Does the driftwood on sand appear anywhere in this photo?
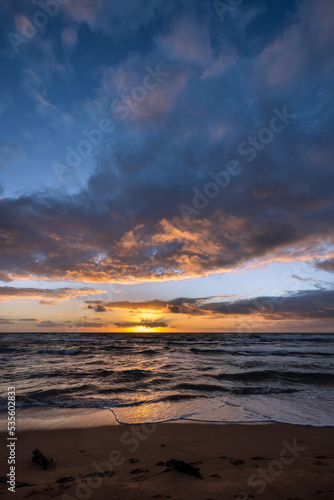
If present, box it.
[164,459,202,478]
[32,449,56,470]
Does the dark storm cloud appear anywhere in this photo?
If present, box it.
[0,0,333,284]
[86,289,334,320]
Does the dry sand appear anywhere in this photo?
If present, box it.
[0,409,333,499]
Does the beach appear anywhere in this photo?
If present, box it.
[1,409,333,499]
[1,333,333,498]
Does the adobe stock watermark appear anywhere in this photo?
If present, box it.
[61,422,157,500]
[212,0,243,22]
[52,65,170,183]
[179,106,294,223]
[7,0,70,54]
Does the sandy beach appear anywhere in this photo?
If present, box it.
[0,409,333,499]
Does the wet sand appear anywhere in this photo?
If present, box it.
[0,409,333,499]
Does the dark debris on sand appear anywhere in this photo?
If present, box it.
[32,449,56,470]
[0,476,36,488]
[230,459,245,465]
[131,468,149,474]
[56,476,75,483]
[165,459,202,478]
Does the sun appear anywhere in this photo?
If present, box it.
[122,325,151,333]
[121,325,168,333]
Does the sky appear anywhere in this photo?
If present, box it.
[0,0,333,333]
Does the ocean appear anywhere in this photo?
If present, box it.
[0,332,333,426]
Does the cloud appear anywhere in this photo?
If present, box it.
[315,258,334,272]
[21,67,54,109]
[36,320,61,328]
[35,320,108,329]
[113,320,169,329]
[86,296,222,315]
[61,0,173,38]
[157,16,212,66]
[201,52,236,80]
[0,0,333,292]
[0,270,11,282]
[0,317,37,325]
[90,53,189,126]
[86,295,235,318]
[87,303,107,312]
[0,186,333,283]
[291,274,312,282]
[202,289,334,320]
[69,321,108,328]
[61,27,78,49]
[86,289,334,321]
[39,300,57,305]
[32,319,108,329]
[0,286,103,301]
[255,22,307,88]
[0,318,14,324]
[254,0,334,91]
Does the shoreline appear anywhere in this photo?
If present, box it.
[1,406,333,432]
[1,412,333,499]
[1,406,334,431]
